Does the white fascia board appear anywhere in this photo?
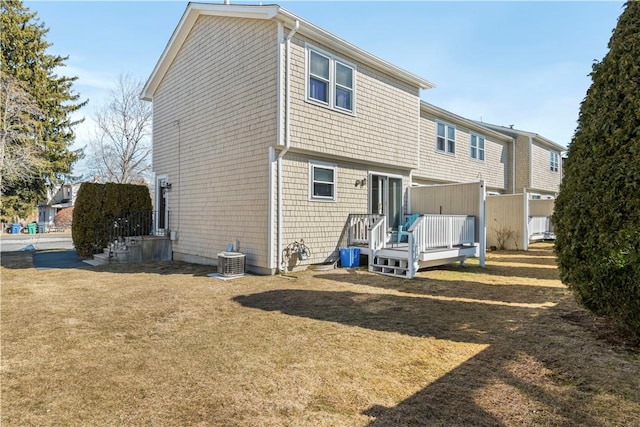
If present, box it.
[141,3,279,101]
[421,101,513,143]
[276,7,434,90]
[533,135,566,152]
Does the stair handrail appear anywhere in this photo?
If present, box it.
[104,210,155,257]
[347,213,383,246]
[368,216,387,272]
[407,215,426,278]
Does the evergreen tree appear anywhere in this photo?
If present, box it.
[0,0,86,221]
[554,1,640,336]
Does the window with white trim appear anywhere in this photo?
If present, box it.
[436,121,455,154]
[470,134,485,161]
[307,46,355,113]
[550,151,559,172]
[309,162,337,201]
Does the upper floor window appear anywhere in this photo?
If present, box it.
[307,46,355,113]
[437,122,455,154]
[309,161,337,201]
[470,134,485,161]
[550,151,559,172]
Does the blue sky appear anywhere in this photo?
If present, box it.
[27,0,623,174]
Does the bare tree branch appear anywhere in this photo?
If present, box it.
[0,72,47,193]
[86,74,152,184]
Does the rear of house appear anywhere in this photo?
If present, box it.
[143,3,564,274]
[278,20,433,271]
[142,3,434,274]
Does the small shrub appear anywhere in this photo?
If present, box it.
[492,220,515,250]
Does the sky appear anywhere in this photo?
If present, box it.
[26,0,624,176]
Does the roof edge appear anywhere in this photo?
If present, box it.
[142,3,280,101]
[142,3,434,101]
[275,7,434,90]
[478,122,566,151]
[420,101,514,143]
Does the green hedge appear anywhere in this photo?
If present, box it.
[72,183,152,258]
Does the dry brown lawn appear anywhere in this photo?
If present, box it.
[1,243,639,426]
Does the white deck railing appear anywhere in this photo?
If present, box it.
[368,216,387,272]
[406,216,424,277]
[348,214,385,246]
[414,214,475,249]
[347,214,475,250]
[528,216,552,237]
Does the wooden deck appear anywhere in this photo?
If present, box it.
[346,213,481,277]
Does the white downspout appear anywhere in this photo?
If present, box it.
[528,136,533,190]
[276,19,299,273]
[479,180,486,268]
[512,137,516,193]
[523,188,529,251]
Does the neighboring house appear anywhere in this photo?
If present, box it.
[478,123,565,199]
[416,102,515,194]
[411,103,565,250]
[477,124,565,250]
[37,183,79,231]
[416,102,565,198]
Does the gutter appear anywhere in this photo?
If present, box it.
[276,19,299,273]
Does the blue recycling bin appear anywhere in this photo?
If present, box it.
[340,248,361,268]
[10,223,21,234]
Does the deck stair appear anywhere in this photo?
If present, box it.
[371,248,412,278]
[92,235,172,265]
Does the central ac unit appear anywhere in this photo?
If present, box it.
[217,252,245,277]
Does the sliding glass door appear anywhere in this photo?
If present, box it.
[370,174,403,231]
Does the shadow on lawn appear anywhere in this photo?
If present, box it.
[234,288,618,425]
[0,251,214,277]
[312,271,565,306]
[429,262,561,281]
[235,247,639,426]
